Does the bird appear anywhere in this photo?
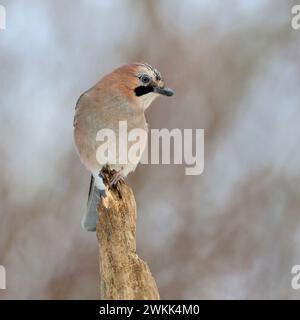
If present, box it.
[73,63,174,231]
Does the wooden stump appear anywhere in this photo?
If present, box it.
[96,166,160,300]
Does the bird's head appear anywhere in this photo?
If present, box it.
[105,63,174,110]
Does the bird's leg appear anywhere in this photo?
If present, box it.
[109,168,125,187]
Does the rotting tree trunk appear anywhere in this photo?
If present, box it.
[96,166,160,300]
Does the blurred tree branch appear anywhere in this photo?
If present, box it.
[96,166,160,300]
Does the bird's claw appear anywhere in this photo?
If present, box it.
[109,170,124,187]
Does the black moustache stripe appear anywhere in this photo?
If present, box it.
[134,86,154,96]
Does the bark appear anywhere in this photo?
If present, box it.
[96,166,160,300]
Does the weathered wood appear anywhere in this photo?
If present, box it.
[96,167,160,300]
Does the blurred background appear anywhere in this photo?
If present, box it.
[0,0,300,299]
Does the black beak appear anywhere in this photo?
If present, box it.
[153,86,174,96]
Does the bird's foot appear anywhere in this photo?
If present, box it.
[109,169,125,187]
[99,166,125,199]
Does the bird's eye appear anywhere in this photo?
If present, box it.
[140,74,151,84]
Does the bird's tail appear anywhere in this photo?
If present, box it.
[81,175,105,232]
